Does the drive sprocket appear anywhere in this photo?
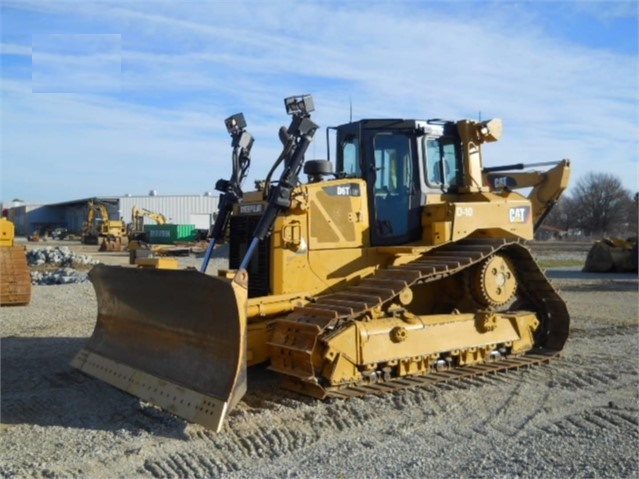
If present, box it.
[470,254,517,308]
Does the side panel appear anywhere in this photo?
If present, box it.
[269,179,382,296]
[422,193,534,245]
[307,180,368,251]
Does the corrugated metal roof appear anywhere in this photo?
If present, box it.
[47,196,120,207]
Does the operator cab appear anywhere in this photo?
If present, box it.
[329,119,463,246]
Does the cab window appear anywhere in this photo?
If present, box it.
[425,137,462,187]
[341,139,360,177]
[374,134,412,194]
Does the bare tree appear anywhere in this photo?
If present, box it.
[627,192,638,238]
[544,196,576,231]
[567,172,633,237]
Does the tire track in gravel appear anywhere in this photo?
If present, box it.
[141,378,497,478]
[472,380,551,438]
[140,358,624,479]
[142,414,323,477]
[32,347,639,479]
[457,364,576,440]
[451,405,639,479]
[570,324,637,339]
[143,450,240,478]
[550,367,624,390]
[539,406,639,439]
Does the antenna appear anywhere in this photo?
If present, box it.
[478,110,482,121]
[349,96,352,123]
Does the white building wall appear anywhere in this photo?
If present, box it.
[117,195,220,228]
[6,195,220,236]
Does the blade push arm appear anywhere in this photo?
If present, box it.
[239,95,319,270]
[200,113,254,272]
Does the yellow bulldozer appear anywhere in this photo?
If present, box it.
[72,95,572,431]
[0,213,32,306]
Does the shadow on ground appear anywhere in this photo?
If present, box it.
[1,336,189,438]
[1,335,291,438]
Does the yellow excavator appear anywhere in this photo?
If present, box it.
[73,95,571,431]
[81,200,127,251]
[126,206,174,267]
[127,206,168,247]
[129,206,168,237]
[0,213,31,306]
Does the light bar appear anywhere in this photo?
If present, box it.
[225,113,247,134]
[284,95,314,116]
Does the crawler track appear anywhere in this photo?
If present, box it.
[270,238,570,397]
[317,351,559,398]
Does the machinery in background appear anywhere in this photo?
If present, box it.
[128,206,168,242]
[127,206,168,252]
[81,200,126,251]
[73,95,572,432]
[126,206,191,268]
[0,213,31,306]
[583,237,638,273]
[81,200,107,244]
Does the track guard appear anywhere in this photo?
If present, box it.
[72,264,249,432]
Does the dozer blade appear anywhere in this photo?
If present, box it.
[71,264,248,432]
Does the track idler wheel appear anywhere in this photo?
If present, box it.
[470,254,517,308]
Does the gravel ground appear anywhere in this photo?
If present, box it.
[1,241,637,478]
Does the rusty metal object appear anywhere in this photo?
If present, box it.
[0,245,31,306]
[583,237,638,273]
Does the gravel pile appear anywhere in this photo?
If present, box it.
[26,247,100,285]
[29,267,92,285]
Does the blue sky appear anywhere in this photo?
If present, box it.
[1,0,637,204]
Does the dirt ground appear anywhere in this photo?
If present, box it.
[1,241,637,478]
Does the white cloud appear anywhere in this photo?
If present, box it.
[31,34,121,92]
[1,0,637,203]
[1,43,32,55]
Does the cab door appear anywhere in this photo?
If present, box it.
[363,129,421,246]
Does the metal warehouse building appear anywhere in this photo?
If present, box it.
[5,194,220,237]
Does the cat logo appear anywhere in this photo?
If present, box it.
[489,175,516,190]
[509,206,530,224]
